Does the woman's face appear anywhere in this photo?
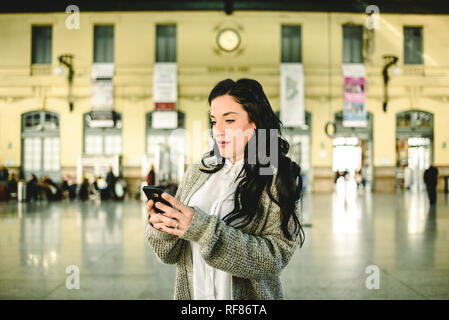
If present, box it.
[210,94,256,163]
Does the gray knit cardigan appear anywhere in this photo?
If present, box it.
[144,159,301,300]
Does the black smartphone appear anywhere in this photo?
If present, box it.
[142,186,173,214]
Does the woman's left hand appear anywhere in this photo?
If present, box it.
[149,192,195,237]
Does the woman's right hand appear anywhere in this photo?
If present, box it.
[146,199,167,231]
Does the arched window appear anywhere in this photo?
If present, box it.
[334,111,373,139]
[83,111,122,155]
[396,110,433,136]
[21,111,60,181]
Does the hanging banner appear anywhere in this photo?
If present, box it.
[342,64,367,127]
[280,63,305,127]
[151,110,178,129]
[91,63,114,111]
[153,62,177,108]
[91,80,113,111]
[91,63,114,80]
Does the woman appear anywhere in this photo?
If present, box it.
[145,78,304,300]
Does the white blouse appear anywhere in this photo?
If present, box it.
[187,156,245,300]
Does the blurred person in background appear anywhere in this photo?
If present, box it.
[26,173,39,202]
[40,176,62,201]
[62,175,78,200]
[79,176,90,201]
[355,169,366,190]
[403,163,413,190]
[94,176,109,200]
[0,165,10,201]
[424,163,439,205]
[106,166,116,200]
[8,173,18,199]
[0,165,8,183]
[334,170,341,184]
[115,174,127,200]
[147,165,155,186]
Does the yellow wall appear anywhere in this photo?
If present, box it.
[0,11,448,181]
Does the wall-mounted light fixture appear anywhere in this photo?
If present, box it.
[224,0,233,14]
[55,54,75,112]
[382,55,400,113]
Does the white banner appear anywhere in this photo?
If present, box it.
[91,63,114,111]
[280,63,305,127]
[91,63,114,80]
[151,110,178,129]
[342,63,366,78]
[153,62,178,103]
[91,80,113,111]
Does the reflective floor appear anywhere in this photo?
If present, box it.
[0,186,448,300]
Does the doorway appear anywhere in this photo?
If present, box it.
[21,111,61,182]
[332,111,373,191]
[396,110,433,192]
[332,137,362,175]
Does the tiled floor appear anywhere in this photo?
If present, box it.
[0,187,448,300]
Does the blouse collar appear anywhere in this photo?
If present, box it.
[223,158,245,182]
[224,157,244,168]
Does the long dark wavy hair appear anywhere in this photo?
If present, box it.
[200,78,305,246]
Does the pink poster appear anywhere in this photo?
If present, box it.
[343,76,367,127]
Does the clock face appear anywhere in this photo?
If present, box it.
[216,28,241,52]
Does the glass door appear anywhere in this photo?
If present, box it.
[22,111,60,181]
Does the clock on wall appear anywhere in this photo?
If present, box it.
[216,28,241,52]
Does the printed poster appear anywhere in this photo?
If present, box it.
[280,63,305,127]
[342,64,367,127]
